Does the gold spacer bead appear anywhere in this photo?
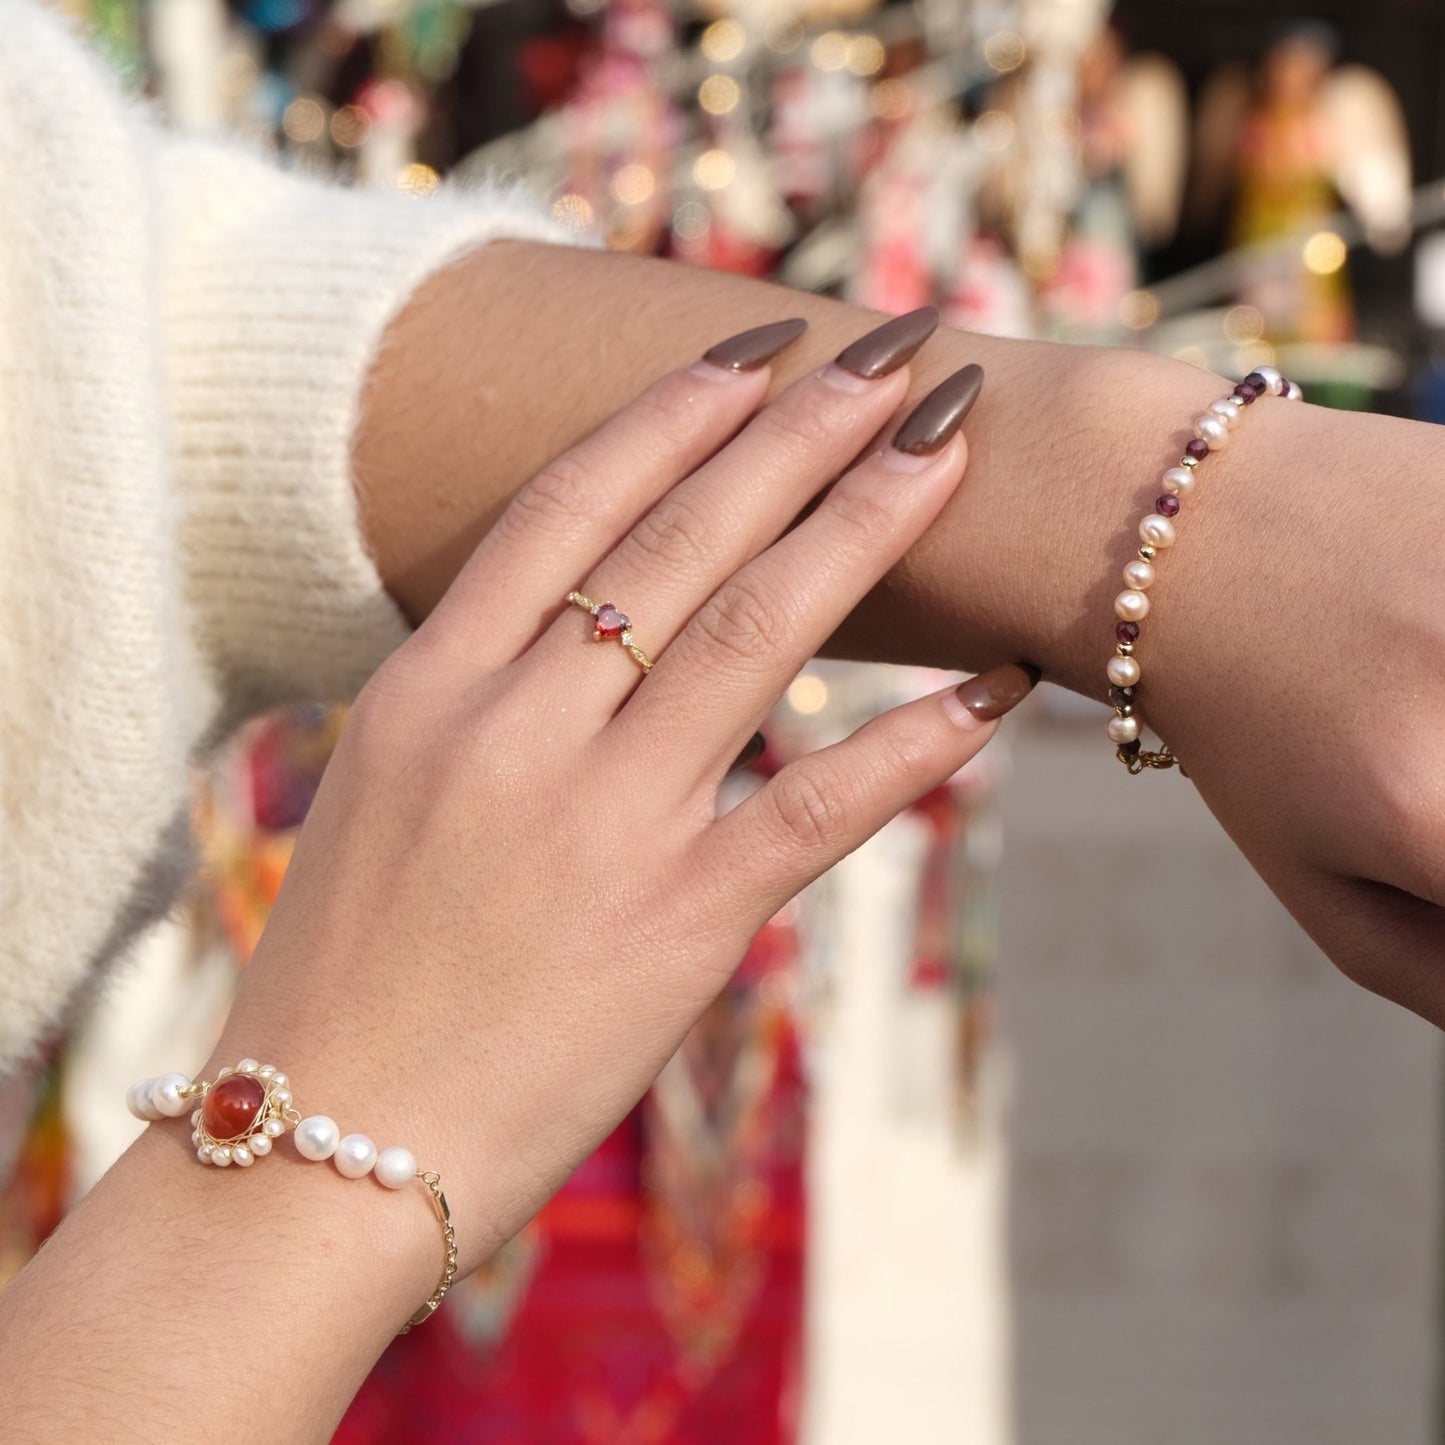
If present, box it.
[1139,545,1157,561]
[1116,704,1133,717]
[1117,642,1134,656]
[1180,455,1199,468]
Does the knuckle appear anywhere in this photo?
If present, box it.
[342,670,407,760]
[693,578,788,665]
[767,766,853,852]
[628,379,696,440]
[865,724,934,790]
[504,452,595,539]
[824,478,898,543]
[756,398,839,456]
[623,491,714,570]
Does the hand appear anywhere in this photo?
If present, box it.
[1106,370,1445,1024]
[210,319,1030,1298]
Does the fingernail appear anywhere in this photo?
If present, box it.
[727,731,767,774]
[891,364,985,456]
[832,307,939,380]
[944,663,1040,727]
[699,318,809,375]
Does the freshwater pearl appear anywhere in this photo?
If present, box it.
[272,1088,292,1108]
[1123,560,1156,591]
[1285,381,1303,402]
[236,1058,258,1074]
[374,1146,418,1190]
[151,1073,190,1118]
[232,1145,254,1167]
[1107,714,1142,744]
[1194,415,1229,450]
[126,1081,157,1120]
[262,1118,285,1138]
[197,1145,213,1162]
[1209,398,1241,428]
[257,1065,276,1079]
[271,1074,289,1089]
[249,1132,273,1157]
[1107,655,1141,688]
[1161,466,1195,496]
[217,1065,233,1077]
[1115,590,1150,622]
[294,1115,340,1161]
[1139,515,1176,549]
[211,1147,232,1167]
[334,1134,378,1180]
[1252,364,1284,396]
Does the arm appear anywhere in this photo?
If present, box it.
[356,241,1445,1019]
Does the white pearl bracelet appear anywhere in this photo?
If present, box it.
[1108,365,1303,773]
[127,1058,457,1330]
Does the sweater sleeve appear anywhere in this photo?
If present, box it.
[156,143,573,721]
[0,0,581,1070]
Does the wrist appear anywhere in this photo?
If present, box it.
[826,333,1226,697]
[0,1116,436,1443]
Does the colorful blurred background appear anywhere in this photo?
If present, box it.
[2,2,1442,1442]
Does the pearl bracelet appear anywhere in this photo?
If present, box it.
[127,1058,457,1331]
[1108,365,1303,774]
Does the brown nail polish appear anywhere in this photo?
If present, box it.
[954,663,1039,722]
[702,318,808,371]
[834,307,939,379]
[728,731,767,773]
[892,364,985,455]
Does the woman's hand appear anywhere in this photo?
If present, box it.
[2,315,1031,1445]
[211,317,1023,1288]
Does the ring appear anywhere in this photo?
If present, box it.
[568,591,653,673]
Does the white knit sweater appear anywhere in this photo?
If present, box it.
[0,1,566,1071]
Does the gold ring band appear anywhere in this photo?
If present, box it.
[568,592,653,673]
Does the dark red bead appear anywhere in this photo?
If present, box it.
[1185,438,1210,461]
[1120,738,1142,758]
[1115,621,1140,644]
[1232,382,1260,404]
[1275,376,1290,395]
[1242,371,1269,393]
[1108,685,1135,708]
[1155,494,1180,517]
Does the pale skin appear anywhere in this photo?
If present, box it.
[2,241,1443,1441]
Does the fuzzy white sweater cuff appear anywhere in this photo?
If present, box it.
[160,145,569,720]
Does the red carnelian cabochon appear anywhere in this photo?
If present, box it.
[202,1075,266,1140]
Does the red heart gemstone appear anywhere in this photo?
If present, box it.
[594,605,629,639]
[202,1074,266,1140]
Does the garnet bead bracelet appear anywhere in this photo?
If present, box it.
[127,1059,457,1331]
[1108,366,1303,774]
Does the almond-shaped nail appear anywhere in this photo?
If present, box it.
[702,317,808,371]
[834,306,939,379]
[892,364,985,455]
[950,663,1040,724]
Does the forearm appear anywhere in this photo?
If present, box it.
[354,240,1221,694]
[0,1109,436,1444]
